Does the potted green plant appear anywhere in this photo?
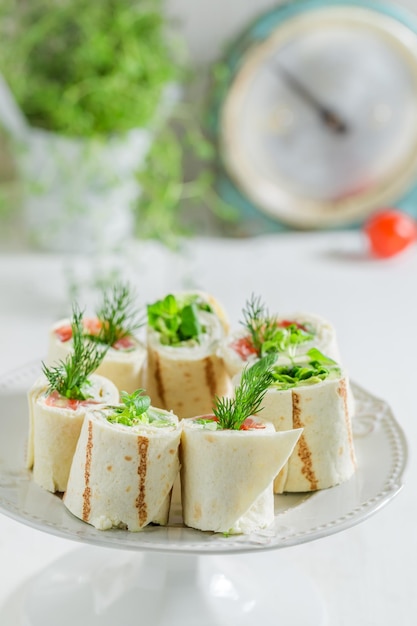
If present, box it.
[0,0,180,252]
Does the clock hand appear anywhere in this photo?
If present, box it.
[277,65,348,134]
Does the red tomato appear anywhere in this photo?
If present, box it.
[278,319,307,331]
[54,316,102,342]
[44,390,100,410]
[240,417,266,430]
[230,336,258,360]
[113,335,136,351]
[364,209,417,258]
[83,317,102,336]
[54,324,72,342]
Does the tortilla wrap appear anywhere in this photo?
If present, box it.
[63,408,181,531]
[221,312,341,378]
[27,374,119,493]
[47,318,146,393]
[146,301,232,419]
[180,419,302,534]
[258,372,356,493]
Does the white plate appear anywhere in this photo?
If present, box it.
[0,362,407,554]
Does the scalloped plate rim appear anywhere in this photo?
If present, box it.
[0,361,408,555]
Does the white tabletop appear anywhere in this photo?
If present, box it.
[0,231,415,624]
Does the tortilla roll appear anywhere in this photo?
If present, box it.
[63,407,181,531]
[47,317,146,393]
[146,293,232,418]
[258,370,356,493]
[284,312,341,361]
[27,374,119,493]
[180,418,302,534]
[221,312,341,379]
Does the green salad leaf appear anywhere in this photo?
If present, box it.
[241,294,314,357]
[270,349,341,390]
[107,389,173,427]
[193,417,219,430]
[147,293,212,345]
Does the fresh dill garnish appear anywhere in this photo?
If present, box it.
[106,389,173,427]
[88,282,144,347]
[147,293,212,346]
[241,294,314,357]
[213,354,276,430]
[42,306,108,400]
[241,294,278,357]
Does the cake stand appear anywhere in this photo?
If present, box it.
[0,363,407,625]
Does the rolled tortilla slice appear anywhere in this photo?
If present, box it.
[47,317,146,393]
[27,374,119,493]
[93,347,146,394]
[146,297,232,419]
[283,312,341,362]
[180,418,302,534]
[200,291,230,335]
[63,407,181,531]
[259,370,356,493]
[220,312,341,378]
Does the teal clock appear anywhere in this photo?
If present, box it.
[213,0,417,233]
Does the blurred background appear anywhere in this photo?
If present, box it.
[1,0,417,254]
[165,0,417,62]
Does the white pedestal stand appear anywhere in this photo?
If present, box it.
[0,368,407,626]
[21,547,325,626]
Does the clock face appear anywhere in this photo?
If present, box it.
[220,5,417,227]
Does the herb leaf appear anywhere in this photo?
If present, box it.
[147,293,212,345]
[213,354,276,430]
[241,294,277,356]
[179,303,202,340]
[0,1,178,136]
[306,348,337,365]
[241,294,314,357]
[107,389,151,425]
[107,389,173,427]
[43,305,108,400]
[194,417,219,430]
[270,349,341,390]
[87,282,144,347]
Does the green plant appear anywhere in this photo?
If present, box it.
[0,1,238,246]
[0,130,18,218]
[212,354,276,430]
[0,0,177,136]
[135,91,238,244]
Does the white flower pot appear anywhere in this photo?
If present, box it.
[0,74,177,253]
[18,127,152,253]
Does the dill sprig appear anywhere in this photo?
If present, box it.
[240,294,314,357]
[89,282,145,347]
[213,354,276,430]
[42,306,108,400]
[240,294,279,356]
